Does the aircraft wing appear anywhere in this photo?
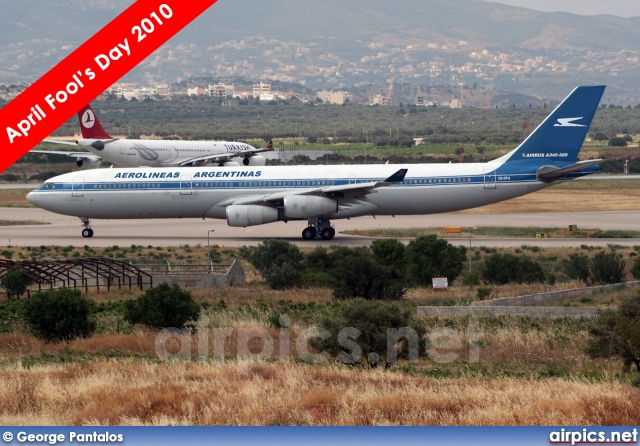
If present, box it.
[43,139,78,146]
[30,150,102,163]
[178,147,274,167]
[216,169,408,206]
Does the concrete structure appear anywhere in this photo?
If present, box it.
[472,280,640,307]
[147,259,245,288]
[417,306,599,319]
[253,82,271,97]
[209,82,234,100]
[449,98,462,109]
[187,87,206,96]
[370,94,391,106]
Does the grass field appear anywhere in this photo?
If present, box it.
[0,360,638,425]
[343,226,640,239]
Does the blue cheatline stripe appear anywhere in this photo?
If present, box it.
[36,174,551,193]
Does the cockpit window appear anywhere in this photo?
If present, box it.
[42,183,56,189]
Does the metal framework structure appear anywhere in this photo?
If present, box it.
[0,258,153,296]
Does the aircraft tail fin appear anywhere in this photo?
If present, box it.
[77,105,112,139]
[498,86,605,166]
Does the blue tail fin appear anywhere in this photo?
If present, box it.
[500,86,605,165]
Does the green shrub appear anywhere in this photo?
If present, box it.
[476,287,492,301]
[608,137,628,147]
[631,257,640,280]
[481,253,544,284]
[404,235,466,286]
[24,289,96,342]
[591,251,626,285]
[330,248,404,300]
[0,265,32,299]
[311,299,426,367]
[586,292,640,373]
[125,283,200,329]
[563,253,592,285]
[371,239,406,267]
[462,271,481,287]
[245,239,304,289]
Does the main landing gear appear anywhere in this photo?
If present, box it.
[80,217,94,238]
[302,219,336,241]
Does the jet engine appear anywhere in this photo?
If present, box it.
[77,158,102,169]
[219,161,240,167]
[242,155,267,166]
[226,205,279,227]
[284,195,337,219]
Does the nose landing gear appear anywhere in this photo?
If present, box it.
[80,217,94,238]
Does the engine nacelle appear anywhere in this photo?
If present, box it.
[219,161,240,167]
[284,195,338,219]
[77,158,102,169]
[226,205,279,227]
[242,155,267,166]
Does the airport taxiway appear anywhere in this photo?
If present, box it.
[1,207,638,248]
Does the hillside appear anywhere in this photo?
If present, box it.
[3,1,640,101]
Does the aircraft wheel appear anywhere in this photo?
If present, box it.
[82,228,94,238]
[320,227,335,240]
[302,227,317,240]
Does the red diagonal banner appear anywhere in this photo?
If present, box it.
[0,0,218,174]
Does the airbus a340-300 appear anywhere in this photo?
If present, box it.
[27,86,605,240]
[30,104,272,168]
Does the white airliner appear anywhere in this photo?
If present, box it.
[30,104,273,168]
[27,86,605,240]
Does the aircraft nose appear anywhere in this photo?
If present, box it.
[26,190,40,207]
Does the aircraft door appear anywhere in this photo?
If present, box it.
[165,146,178,163]
[483,169,496,189]
[180,175,193,195]
[72,176,85,197]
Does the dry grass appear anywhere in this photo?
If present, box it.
[0,189,34,208]
[0,360,637,425]
[456,179,640,214]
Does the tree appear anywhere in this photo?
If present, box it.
[481,253,545,285]
[632,257,640,280]
[24,288,96,342]
[404,235,466,286]
[246,239,304,289]
[563,253,592,285]
[591,251,626,285]
[608,137,628,147]
[125,283,200,329]
[330,248,404,300]
[311,299,426,368]
[0,265,32,299]
[586,292,640,373]
[371,239,406,268]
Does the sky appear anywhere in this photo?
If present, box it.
[488,0,640,17]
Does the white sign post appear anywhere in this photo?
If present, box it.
[432,277,448,289]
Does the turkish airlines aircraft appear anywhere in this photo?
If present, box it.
[27,86,605,240]
[30,104,273,168]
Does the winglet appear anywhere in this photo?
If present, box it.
[384,169,408,183]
